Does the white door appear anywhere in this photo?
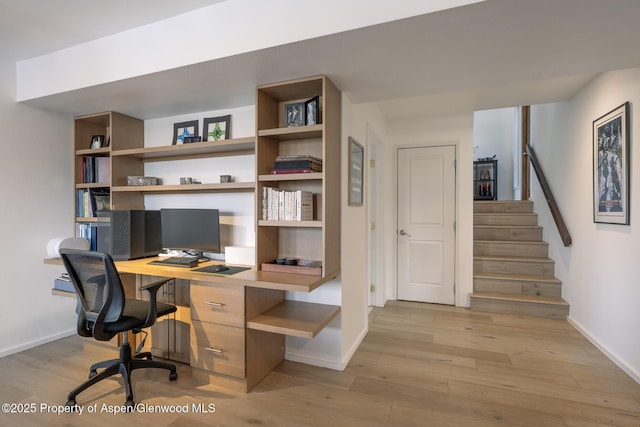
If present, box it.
[397,145,455,304]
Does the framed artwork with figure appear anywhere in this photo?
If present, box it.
[593,102,630,225]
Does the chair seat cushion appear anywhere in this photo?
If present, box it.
[104,299,177,333]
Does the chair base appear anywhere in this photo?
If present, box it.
[66,337,177,408]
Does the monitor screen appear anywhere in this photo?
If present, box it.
[160,208,221,254]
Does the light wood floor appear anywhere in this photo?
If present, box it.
[2,301,639,426]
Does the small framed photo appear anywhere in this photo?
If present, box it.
[593,102,630,224]
[172,120,199,145]
[203,115,231,141]
[305,96,320,125]
[284,102,305,127]
[89,135,105,149]
[348,137,364,206]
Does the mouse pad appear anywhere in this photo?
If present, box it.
[192,265,250,275]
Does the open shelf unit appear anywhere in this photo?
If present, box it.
[255,75,341,278]
[73,112,145,246]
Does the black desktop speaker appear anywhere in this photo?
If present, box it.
[96,210,162,260]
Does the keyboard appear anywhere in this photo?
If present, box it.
[149,257,199,268]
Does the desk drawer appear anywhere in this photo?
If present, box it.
[190,320,245,378]
[190,281,244,327]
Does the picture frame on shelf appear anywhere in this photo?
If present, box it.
[89,135,105,149]
[305,96,320,125]
[172,120,199,145]
[284,102,305,127]
[593,101,630,225]
[348,137,364,206]
[203,115,231,141]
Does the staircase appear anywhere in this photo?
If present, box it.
[470,200,569,319]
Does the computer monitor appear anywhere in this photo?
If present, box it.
[160,208,221,256]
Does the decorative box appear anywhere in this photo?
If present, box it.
[127,176,158,186]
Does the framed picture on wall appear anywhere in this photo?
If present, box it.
[348,137,364,206]
[203,115,231,141]
[172,120,199,145]
[593,101,630,224]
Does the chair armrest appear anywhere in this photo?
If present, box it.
[138,278,174,328]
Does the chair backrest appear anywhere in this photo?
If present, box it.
[59,249,125,340]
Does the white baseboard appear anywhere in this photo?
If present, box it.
[285,325,369,372]
[285,352,346,371]
[0,328,76,359]
[568,316,640,384]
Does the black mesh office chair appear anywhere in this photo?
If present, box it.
[60,249,178,408]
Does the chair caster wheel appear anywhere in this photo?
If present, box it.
[169,371,178,381]
[65,400,77,408]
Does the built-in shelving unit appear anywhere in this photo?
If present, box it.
[73,112,144,243]
[255,75,341,278]
[58,76,343,393]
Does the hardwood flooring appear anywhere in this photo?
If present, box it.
[1,301,639,426]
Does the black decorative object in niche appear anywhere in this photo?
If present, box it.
[474,159,498,200]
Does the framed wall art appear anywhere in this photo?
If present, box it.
[348,137,364,206]
[172,120,199,145]
[203,115,231,141]
[593,101,630,224]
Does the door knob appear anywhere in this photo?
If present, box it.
[399,229,411,237]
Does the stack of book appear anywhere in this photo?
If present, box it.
[76,187,110,218]
[81,156,110,183]
[262,187,313,221]
[271,155,322,174]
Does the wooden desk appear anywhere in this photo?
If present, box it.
[49,257,340,392]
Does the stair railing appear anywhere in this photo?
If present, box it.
[526,143,572,247]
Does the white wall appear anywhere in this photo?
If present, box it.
[530,68,640,381]
[143,105,256,251]
[473,107,516,200]
[386,112,475,307]
[0,56,77,357]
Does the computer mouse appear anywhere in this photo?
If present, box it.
[214,265,229,272]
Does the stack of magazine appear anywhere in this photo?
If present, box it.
[271,155,322,174]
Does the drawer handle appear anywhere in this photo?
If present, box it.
[203,301,224,307]
[205,347,224,354]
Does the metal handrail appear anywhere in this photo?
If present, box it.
[526,144,572,247]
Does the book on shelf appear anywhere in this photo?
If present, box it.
[81,156,110,184]
[76,222,98,250]
[271,169,319,175]
[262,187,313,221]
[76,187,110,217]
[272,154,322,174]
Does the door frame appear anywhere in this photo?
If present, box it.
[392,140,470,307]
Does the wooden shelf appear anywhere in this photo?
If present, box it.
[258,172,323,182]
[258,125,323,140]
[75,182,110,189]
[258,220,323,228]
[76,147,110,156]
[246,300,340,339]
[112,137,254,161]
[112,182,255,193]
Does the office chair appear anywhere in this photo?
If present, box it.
[60,249,178,408]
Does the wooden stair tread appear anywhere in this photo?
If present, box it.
[474,240,547,245]
[474,255,554,263]
[473,272,561,284]
[474,225,542,229]
[470,292,569,306]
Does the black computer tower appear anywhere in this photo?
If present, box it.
[96,210,162,260]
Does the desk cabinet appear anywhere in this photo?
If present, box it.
[190,281,247,381]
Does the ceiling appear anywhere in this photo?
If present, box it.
[5,0,640,120]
